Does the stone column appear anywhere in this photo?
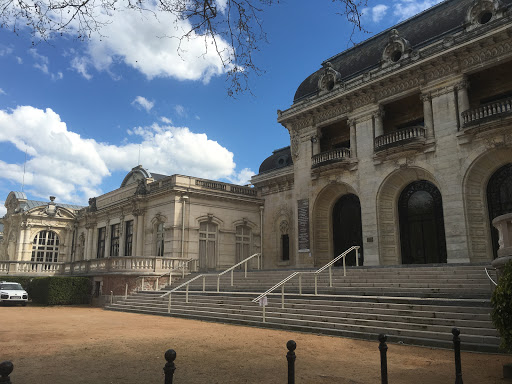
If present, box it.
[65,228,73,262]
[132,215,138,257]
[104,219,111,257]
[348,119,357,158]
[135,211,145,257]
[421,93,434,139]
[310,133,321,157]
[373,107,385,138]
[119,217,125,257]
[86,227,94,260]
[15,223,27,261]
[456,78,470,128]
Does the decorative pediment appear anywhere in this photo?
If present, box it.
[466,0,505,30]
[382,29,411,67]
[318,62,343,93]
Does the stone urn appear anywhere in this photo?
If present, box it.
[492,212,512,272]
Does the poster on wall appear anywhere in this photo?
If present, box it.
[298,199,310,252]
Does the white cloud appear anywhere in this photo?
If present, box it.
[160,116,173,124]
[371,5,389,23]
[0,46,13,56]
[132,96,155,113]
[0,106,250,204]
[0,89,5,95]
[16,56,23,64]
[78,6,233,83]
[0,201,6,218]
[29,49,63,81]
[174,105,186,117]
[227,168,255,185]
[71,56,93,80]
[393,0,444,20]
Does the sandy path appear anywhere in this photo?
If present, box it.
[0,306,509,383]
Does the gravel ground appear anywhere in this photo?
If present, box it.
[1,306,510,383]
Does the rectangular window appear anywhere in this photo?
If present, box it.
[110,223,120,257]
[125,221,133,256]
[97,227,106,259]
[281,234,290,261]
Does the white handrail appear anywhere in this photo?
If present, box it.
[251,246,361,321]
[160,253,262,312]
[217,253,261,292]
[485,267,498,287]
[136,258,196,291]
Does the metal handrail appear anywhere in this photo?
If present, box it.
[485,267,498,287]
[217,253,262,292]
[160,253,262,312]
[135,258,196,293]
[251,246,361,322]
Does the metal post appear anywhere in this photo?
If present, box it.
[167,294,171,313]
[0,361,14,384]
[452,328,463,384]
[299,274,302,295]
[203,276,205,292]
[245,262,247,278]
[110,291,113,304]
[163,349,176,384]
[169,270,172,287]
[182,264,185,278]
[356,247,359,267]
[343,257,346,277]
[286,340,296,384]
[217,276,220,293]
[329,265,332,287]
[186,284,189,303]
[125,283,128,299]
[315,274,318,295]
[231,270,234,286]
[156,277,159,291]
[141,277,145,291]
[262,304,266,323]
[281,284,285,309]
[378,334,388,384]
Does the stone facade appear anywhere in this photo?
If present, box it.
[253,0,512,268]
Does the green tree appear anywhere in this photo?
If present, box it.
[491,261,512,352]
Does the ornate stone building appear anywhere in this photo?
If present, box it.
[253,0,512,269]
[1,0,512,288]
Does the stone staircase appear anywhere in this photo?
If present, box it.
[105,263,500,352]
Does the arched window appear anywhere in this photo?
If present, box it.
[235,225,251,265]
[156,223,165,257]
[487,163,512,258]
[31,231,60,263]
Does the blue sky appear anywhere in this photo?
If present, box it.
[0,0,443,215]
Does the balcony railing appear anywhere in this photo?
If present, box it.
[0,256,197,276]
[312,147,351,167]
[375,126,425,151]
[461,97,512,128]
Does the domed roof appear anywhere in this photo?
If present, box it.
[258,147,293,174]
[293,0,511,102]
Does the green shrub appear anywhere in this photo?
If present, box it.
[29,277,92,305]
[491,261,512,353]
[0,276,32,290]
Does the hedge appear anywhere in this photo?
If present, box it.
[491,261,512,353]
[1,276,92,305]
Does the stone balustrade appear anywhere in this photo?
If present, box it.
[312,147,351,167]
[374,126,426,151]
[0,256,196,277]
[461,96,512,128]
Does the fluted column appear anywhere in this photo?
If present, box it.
[348,119,357,158]
[104,219,111,257]
[86,227,94,260]
[65,227,73,262]
[456,78,470,128]
[421,93,434,139]
[310,133,320,157]
[135,211,145,257]
[119,217,125,257]
[373,107,385,138]
[132,215,138,256]
[15,223,27,261]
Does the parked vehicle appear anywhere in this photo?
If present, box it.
[0,282,28,306]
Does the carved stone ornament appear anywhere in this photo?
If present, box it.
[466,0,503,30]
[88,197,97,212]
[279,220,289,234]
[135,179,148,196]
[291,130,300,160]
[318,62,343,92]
[382,29,411,66]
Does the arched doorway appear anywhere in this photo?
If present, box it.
[487,163,512,259]
[398,180,447,264]
[332,194,363,266]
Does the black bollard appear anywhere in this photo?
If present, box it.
[0,361,14,384]
[286,340,296,384]
[163,349,177,384]
[451,328,463,384]
[378,334,388,384]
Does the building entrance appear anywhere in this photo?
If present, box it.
[332,194,363,266]
[487,163,512,259]
[398,180,447,264]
